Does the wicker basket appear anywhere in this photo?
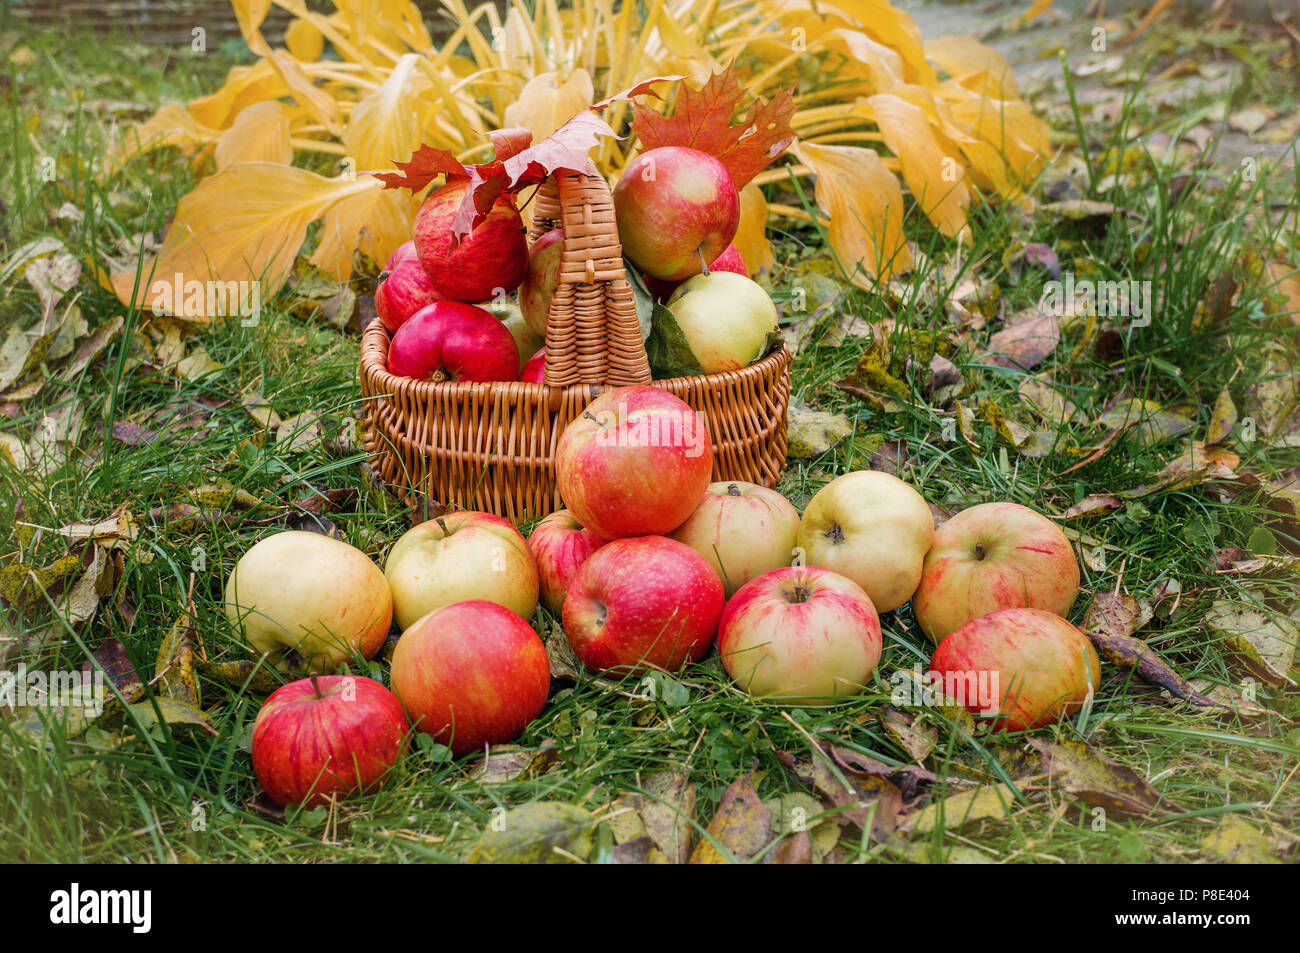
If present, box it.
[360,167,791,524]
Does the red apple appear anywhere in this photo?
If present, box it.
[563,536,725,673]
[519,227,563,336]
[718,566,881,703]
[669,481,801,597]
[414,179,527,302]
[384,239,418,271]
[390,599,550,755]
[527,509,607,615]
[929,608,1102,732]
[913,502,1081,644]
[252,674,408,807]
[387,301,519,382]
[376,259,444,334]
[614,146,740,282]
[642,243,748,302]
[384,511,538,631]
[521,347,546,383]
[555,385,712,540]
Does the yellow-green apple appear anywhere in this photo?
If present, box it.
[642,243,747,301]
[387,301,519,382]
[519,227,563,336]
[384,239,418,271]
[384,512,539,630]
[669,481,801,597]
[913,502,1081,644]
[414,179,527,302]
[797,471,934,613]
[484,300,543,374]
[614,146,740,282]
[390,600,550,755]
[555,385,712,539]
[521,347,546,383]
[376,259,444,334]
[662,272,778,373]
[929,608,1101,731]
[224,531,392,672]
[717,566,881,703]
[562,536,724,673]
[527,509,607,615]
[251,674,408,807]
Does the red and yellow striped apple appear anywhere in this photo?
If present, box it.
[390,600,550,755]
[556,385,712,540]
[614,146,740,282]
[387,301,519,383]
[252,674,408,807]
[913,502,1081,644]
[527,509,607,615]
[929,608,1101,732]
[718,566,882,703]
[670,481,801,597]
[562,536,724,673]
[414,179,527,302]
[519,227,563,336]
[376,259,444,334]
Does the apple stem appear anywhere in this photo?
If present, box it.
[791,585,810,604]
[436,517,449,535]
[974,542,986,561]
[378,270,391,282]
[582,410,598,422]
[430,367,452,384]
[697,245,710,276]
[727,483,741,497]
[310,673,323,700]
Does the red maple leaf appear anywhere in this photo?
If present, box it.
[377,77,681,238]
[630,66,795,190]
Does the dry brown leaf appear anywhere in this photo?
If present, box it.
[1029,738,1170,816]
[689,774,772,864]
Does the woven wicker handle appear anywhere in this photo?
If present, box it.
[527,167,652,388]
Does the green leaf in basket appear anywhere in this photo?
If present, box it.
[645,301,706,379]
[623,259,654,343]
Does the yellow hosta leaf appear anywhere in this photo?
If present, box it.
[734,183,774,276]
[941,86,1049,183]
[822,0,935,85]
[267,52,344,137]
[110,104,220,168]
[824,26,906,92]
[792,140,913,284]
[925,34,1019,100]
[865,92,969,238]
[504,69,595,142]
[111,163,369,320]
[232,0,274,56]
[215,102,292,170]
[285,18,326,62]
[310,181,417,280]
[344,54,441,172]
[188,60,289,130]
[880,84,1011,197]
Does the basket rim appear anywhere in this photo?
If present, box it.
[360,319,790,401]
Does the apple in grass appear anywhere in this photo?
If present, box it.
[387,301,519,382]
[527,509,607,615]
[614,146,740,282]
[658,271,778,374]
[252,674,408,807]
[797,471,935,613]
[519,227,563,336]
[556,385,712,540]
[384,511,539,630]
[376,259,444,334]
[224,531,392,673]
[669,481,801,598]
[384,239,418,271]
[718,566,881,704]
[520,347,546,383]
[414,178,528,302]
[390,600,550,756]
[913,502,1081,644]
[562,536,724,674]
[642,243,747,302]
[929,608,1101,732]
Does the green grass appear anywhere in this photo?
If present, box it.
[0,25,1298,863]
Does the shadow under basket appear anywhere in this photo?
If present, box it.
[359,168,792,525]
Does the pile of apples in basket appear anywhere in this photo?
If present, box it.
[226,74,1101,809]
